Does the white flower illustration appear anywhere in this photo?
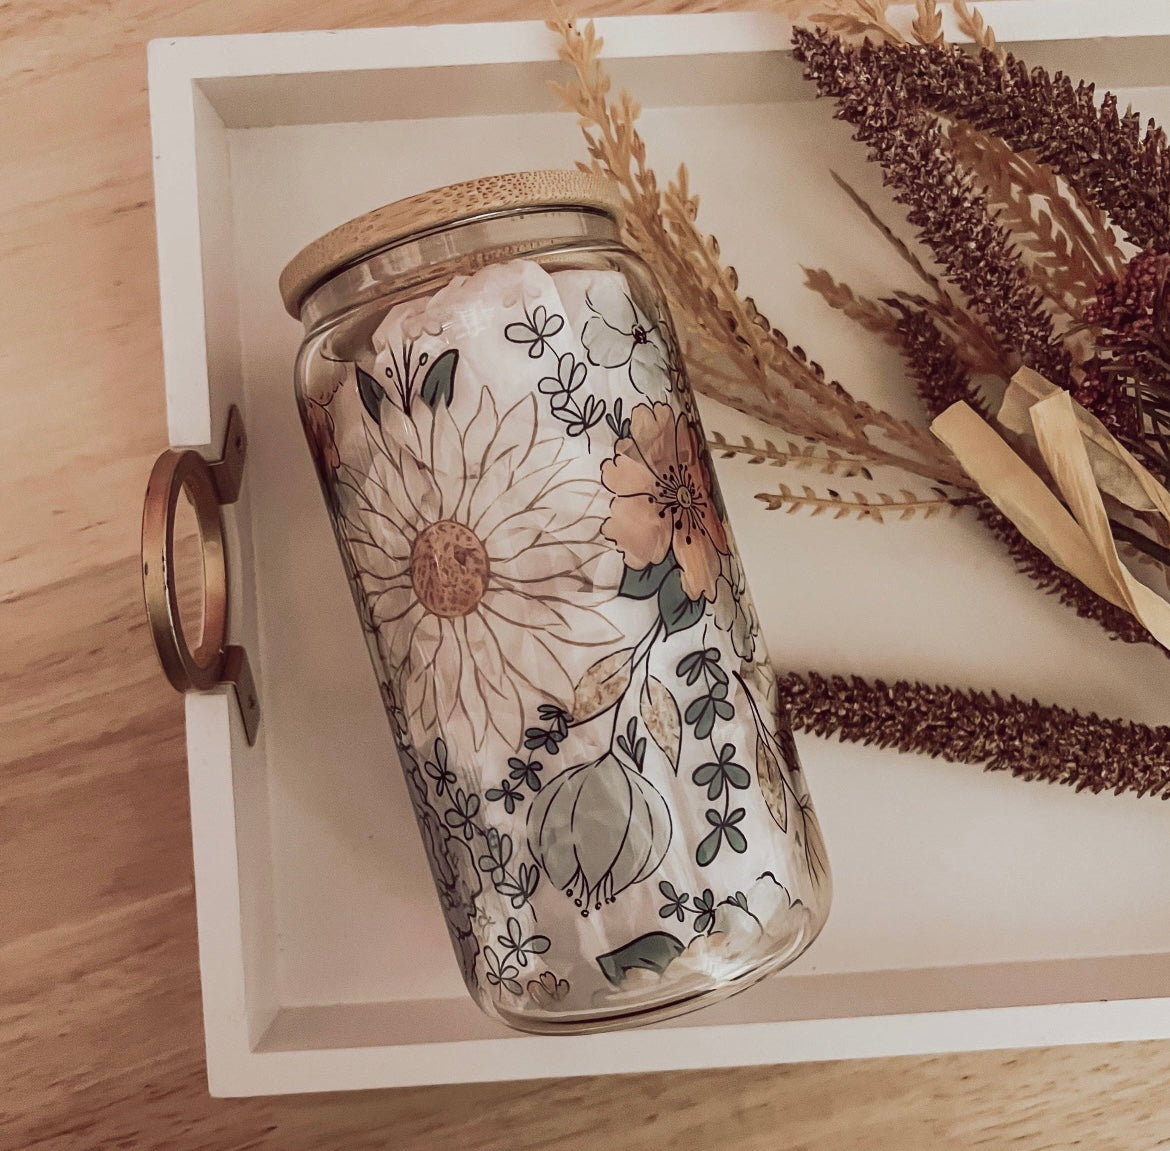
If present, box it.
[581,279,671,395]
[343,390,621,753]
[713,551,761,663]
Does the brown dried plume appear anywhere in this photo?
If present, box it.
[791,26,1071,387]
[781,672,1170,798]
[833,36,1170,253]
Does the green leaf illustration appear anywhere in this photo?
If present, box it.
[684,695,718,740]
[420,348,458,408]
[356,366,386,423]
[658,567,706,636]
[596,931,686,987]
[619,554,677,599]
[696,825,722,867]
[724,809,748,854]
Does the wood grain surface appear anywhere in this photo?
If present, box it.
[3,1,1170,1147]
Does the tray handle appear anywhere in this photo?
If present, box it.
[141,406,260,745]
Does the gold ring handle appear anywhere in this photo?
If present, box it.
[141,406,259,744]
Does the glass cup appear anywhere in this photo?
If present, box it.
[281,171,831,1034]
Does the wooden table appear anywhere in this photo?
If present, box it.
[4,1,1170,1146]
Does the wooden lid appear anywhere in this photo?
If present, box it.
[279,169,624,318]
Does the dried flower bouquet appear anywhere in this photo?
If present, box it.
[549,1,1170,795]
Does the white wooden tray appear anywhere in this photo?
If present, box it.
[148,4,1170,1097]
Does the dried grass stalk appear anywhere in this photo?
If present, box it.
[808,0,899,41]
[910,0,943,46]
[828,172,1011,377]
[802,266,904,345]
[756,483,963,520]
[781,672,1170,798]
[709,430,874,478]
[950,0,1001,59]
[778,0,997,53]
[792,7,1125,328]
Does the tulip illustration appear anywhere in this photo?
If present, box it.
[527,752,672,915]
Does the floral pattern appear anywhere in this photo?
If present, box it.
[714,551,760,664]
[582,279,671,394]
[342,386,619,753]
[402,750,483,989]
[601,402,730,602]
[527,751,672,915]
[299,259,829,1030]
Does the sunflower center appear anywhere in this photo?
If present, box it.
[410,520,490,618]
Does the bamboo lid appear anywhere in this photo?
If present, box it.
[279,169,624,318]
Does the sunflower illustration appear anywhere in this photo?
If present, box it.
[341,389,621,754]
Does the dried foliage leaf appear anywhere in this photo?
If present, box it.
[911,0,943,46]
[802,266,903,345]
[896,307,991,420]
[948,122,1128,320]
[950,0,1002,59]
[811,12,888,39]
[830,173,940,293]
[850,35,1170,253]
[794,28,1072,387]
[573,648,633,722]
[709,430,874,477]
[755,481,963,520]
[808,0,900,42]
[829,172,1011,377]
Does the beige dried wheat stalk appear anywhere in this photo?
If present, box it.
[801,267,903,345]
[756,483,967,520]
[709,430,875,478]
[819,172,1011,378]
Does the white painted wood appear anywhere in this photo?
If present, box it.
[148,9,1170,1097]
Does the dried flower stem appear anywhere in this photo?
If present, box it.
[779,0,996,53]
[805,6,1124,326]
[709,430,874,477]
[910,0,943,46]
[806,0,899,41]
[781,672,1170,798]
[949,0,1001,59]
[829,172,1011,376]
[895,306,988,419]
[803,266,903,345]
[757,484,964,520]
[662,165,969,482]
